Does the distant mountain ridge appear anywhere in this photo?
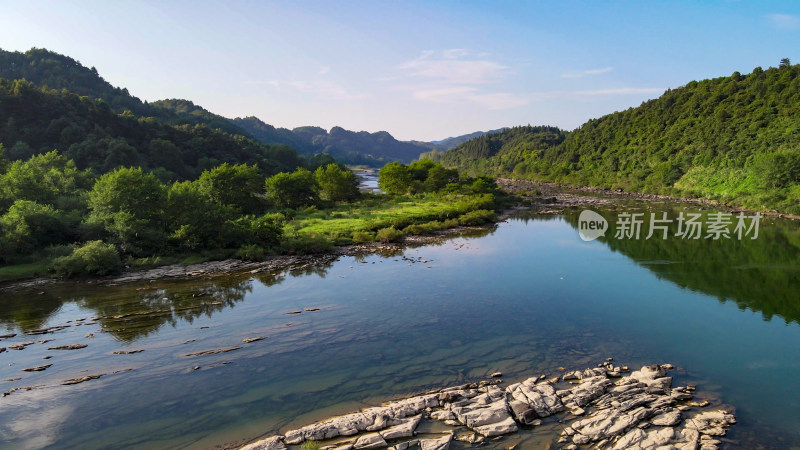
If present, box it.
[0,47,456,167]
[427,128,508,149]
[231,116,430,165]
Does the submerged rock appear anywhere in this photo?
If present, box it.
[22,364,52,372]
[62,374,105,385]
[185,346,242,356]
[48,344,88,350]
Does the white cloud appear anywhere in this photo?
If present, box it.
[318,66,330,75]
[268,80,367,100]
[767,13,800,29]
[561,67,614,79]
[392,49,526,110]
[400,49,508,85]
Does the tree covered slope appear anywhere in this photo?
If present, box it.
[439,64,800,213]
[421,126,567,176]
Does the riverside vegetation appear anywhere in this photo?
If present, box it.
[0,153,505,281]
[422,60,800,215]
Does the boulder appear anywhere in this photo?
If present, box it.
[418,434,451,450]
[240,436,287,450]
[354,433,387,449]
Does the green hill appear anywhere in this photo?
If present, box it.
[439,64,800,214]
[0,78,304,180]
[421,126,567,176]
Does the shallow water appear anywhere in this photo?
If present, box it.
[1,202,799,449]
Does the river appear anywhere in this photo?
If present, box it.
[1,201,798,449]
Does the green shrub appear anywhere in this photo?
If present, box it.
[458,209,496,226]
[376,226,405,243]
[281,233,334,254]
[442,218,460,228]
[352,231,375,243]
[403,220,444,235]
[300,441,321,450]
[236,244,265,261]
[50,240,122,277]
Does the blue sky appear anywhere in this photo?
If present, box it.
[0,0,798,141]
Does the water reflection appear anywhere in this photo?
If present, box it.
[0,228,497,341]
[527,205,800,325]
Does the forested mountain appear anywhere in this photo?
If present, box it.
[0,78,308,180]
[438,63,800,214]
[0,48,429,168]
[420,126,566,176]
[0,47,150,115]
[232,116,430,165]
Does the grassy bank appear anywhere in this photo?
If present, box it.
[0,191,505,283]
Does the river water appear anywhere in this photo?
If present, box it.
[1,202,798,449]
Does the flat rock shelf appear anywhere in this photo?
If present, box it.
[240,362,736,450]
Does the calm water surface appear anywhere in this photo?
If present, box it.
[1,203,799,449]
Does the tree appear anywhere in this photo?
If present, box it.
[780,58,791,68]
[166,180,233,250]
[87,167,167,253]
[196,163,265,214]
[265,169,319,209]
[378,162,413,194]
[424,164,459,191]
[314,164,360,202]
[0,150,93,212]
[0,200,74,257]
[0,143,8,174]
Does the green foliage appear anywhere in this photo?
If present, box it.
[87,167,167,253]
[166,180,232,250]
[438,126,566,176]
[351,230,375,243]
[235,244,265,261]
[265,169,319,209]
[197,163,265,213]
[438,64,800,213]
[378,162,413,194]
[0,143,7,173]
[749,148,800,189]
[50,240,122,277]
[378,161,459,194]
[300,441,321,450]
[281,233,334,254]
[0,150,92,212]
[0,56,305,179]
[0,200,76,259]
[314,164,360,202]
[376,226,405,243]
[403,220,445,235]
[458,209,496,225]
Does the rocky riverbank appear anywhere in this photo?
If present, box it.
[498,177,800,220]
[239,362,736,450]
